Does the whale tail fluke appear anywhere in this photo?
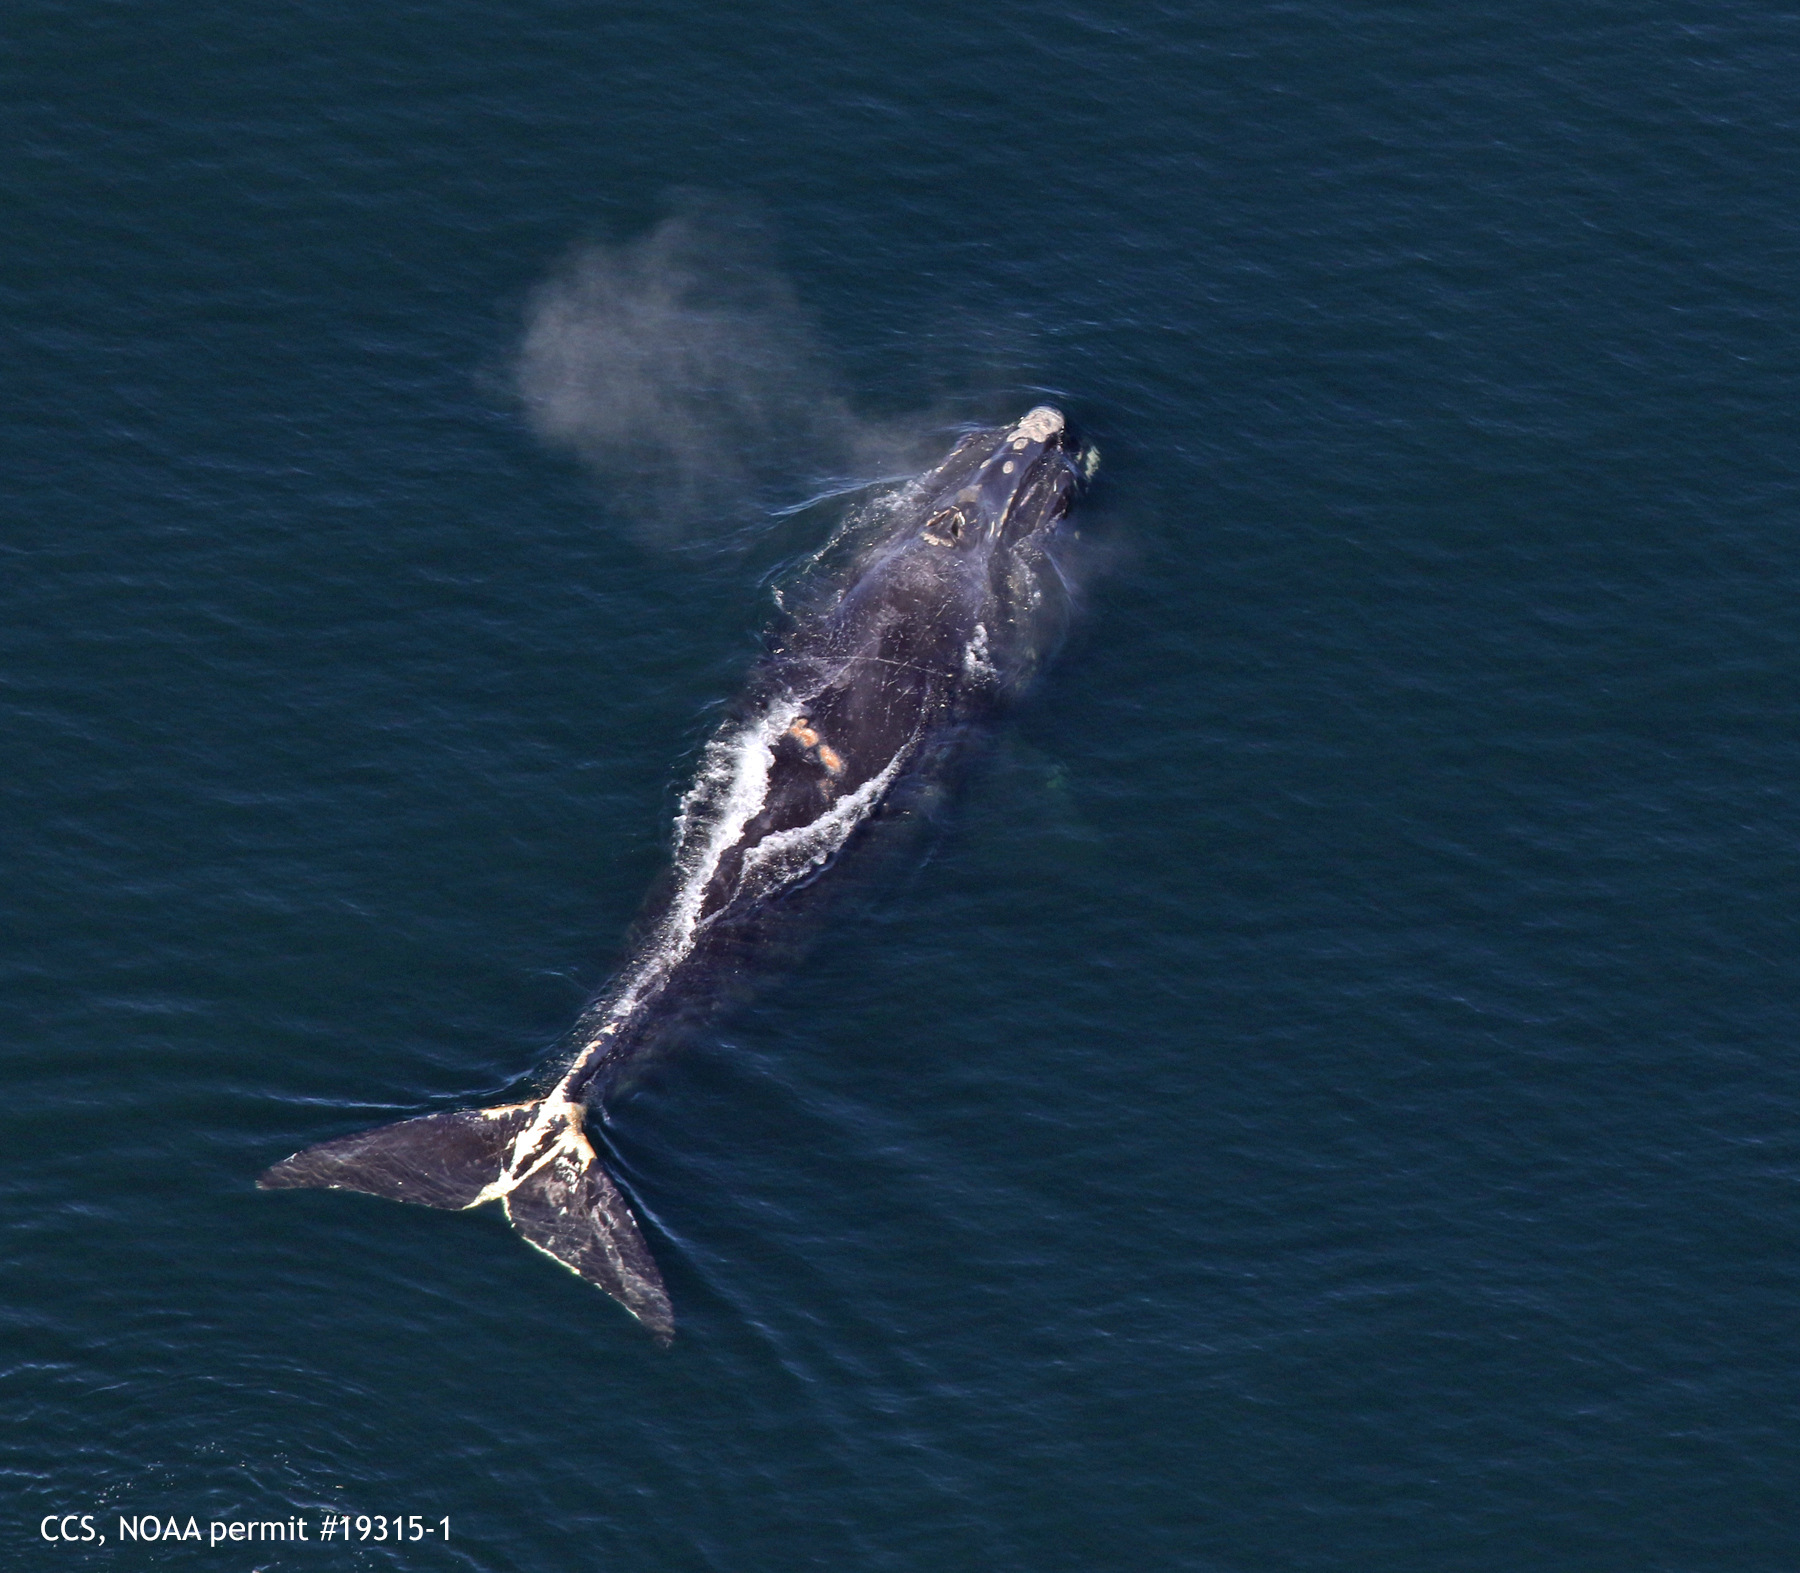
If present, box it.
[259,1101,673,1342]
[502,1122,675,1344]
[258,1102,539,1209]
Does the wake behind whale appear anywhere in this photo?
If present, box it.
[261,407,1093,1340]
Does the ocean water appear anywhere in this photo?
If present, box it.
[5,1,1799,1567]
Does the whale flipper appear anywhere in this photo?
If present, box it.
[260,1101,673,1339]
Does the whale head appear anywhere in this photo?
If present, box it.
[790,406,1094,697]
[844,405,1092,695]
[914,405,1083,556]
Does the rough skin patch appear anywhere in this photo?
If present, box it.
[1011,405,1064,444]
[789,717,846,777]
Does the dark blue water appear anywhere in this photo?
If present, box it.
[6,1,1799,1567]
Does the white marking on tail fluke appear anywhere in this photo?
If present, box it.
[463,1094,588,1206]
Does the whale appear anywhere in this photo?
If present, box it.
[260,406,1091,1340]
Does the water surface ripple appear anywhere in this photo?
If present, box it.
[3,0,1798,1567]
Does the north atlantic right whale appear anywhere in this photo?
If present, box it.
[261,405,1093,1340]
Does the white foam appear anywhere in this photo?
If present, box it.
[597,699,800,1029]
[733,745,908,900]
[963,622,997,682]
